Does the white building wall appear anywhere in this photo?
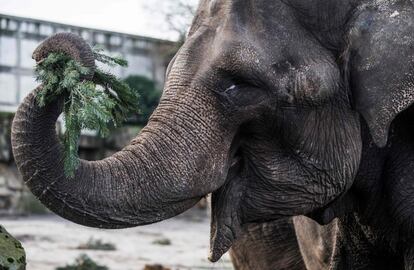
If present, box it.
[0,14,174,113]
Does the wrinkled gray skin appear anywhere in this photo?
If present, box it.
[10,0,414,269]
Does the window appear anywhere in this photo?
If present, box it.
[0,36,17,66]
[8,20,18,31]
[126,54,153,79]
[0,19,7,30]
[0,73,17,104]
[56,27,69,33]
[81,30,90,41]
[20,75,37,102]
[109,35,122,46]
[39,24,53,36]
[124,38,133,49]
[94,33,105,44]
[20,22,37,33]
[134,40,148,49]
[21,39,38,68]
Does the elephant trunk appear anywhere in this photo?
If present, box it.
[11,34,234,229]
[32,33,95,78]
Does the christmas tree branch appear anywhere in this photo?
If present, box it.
[35,47,139,177]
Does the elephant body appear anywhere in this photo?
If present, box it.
[233,214,402,270]
[10,0,414,269]
[230,218,306,270]
[232,107,414,269]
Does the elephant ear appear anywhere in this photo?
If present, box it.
[348,3,414,147]
[209,163,245,263]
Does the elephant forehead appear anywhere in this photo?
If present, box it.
[196,0,292,31]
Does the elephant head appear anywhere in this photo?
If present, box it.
[11,0,414,264]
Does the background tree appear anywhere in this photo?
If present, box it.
[146,0,198,60]
[124,75,161,126]
[162,0,198,42]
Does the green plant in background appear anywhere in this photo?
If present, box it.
[77,238,116,251]
[56,254,108,270]
[151,237,171,246]
[35,47,140,177]
[124,75,161,126]
[0,225,26,270]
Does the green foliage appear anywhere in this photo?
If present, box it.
[56,254,108,270]
[152,238,171,246]
[93,46,128,67]
[35,48,140,177]
[124,75,161,125]
[77,238,116,251]
[0,225,26,270]
[0,112,14,118]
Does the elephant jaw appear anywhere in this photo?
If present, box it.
[209,155,245,262]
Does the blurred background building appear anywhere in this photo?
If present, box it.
[0,13,174,113]
[0,13,176,213]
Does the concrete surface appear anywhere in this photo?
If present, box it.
[1,208,234,270]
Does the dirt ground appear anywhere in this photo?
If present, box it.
[1,208,234,270]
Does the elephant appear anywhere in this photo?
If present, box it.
[10,0,414,269]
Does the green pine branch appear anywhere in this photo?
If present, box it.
[35,48,140,177]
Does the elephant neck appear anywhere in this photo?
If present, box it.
[329,213,405,269]
[348,116,414,267]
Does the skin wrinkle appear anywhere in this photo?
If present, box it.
[193,0,366,266]
[116,158,145,218]
[115,154,144,214]
[129,139,170,209]
[230,219,306,269]
[105,158,126,216]
[143,120,215,198]
[152,111,209,154]
[121,147,158,211]
[77,162,94,214]
[143,133,191,199]
[13,83,226,227]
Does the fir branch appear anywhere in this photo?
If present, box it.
[35,49,139,177]
[93,46,128,67]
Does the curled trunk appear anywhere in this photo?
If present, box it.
[12,33,234,228]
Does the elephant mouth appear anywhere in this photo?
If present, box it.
[227,134,243,175]
[208,134,246,262]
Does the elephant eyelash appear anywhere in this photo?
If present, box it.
[224,73,266,91]
[213,67,268,93]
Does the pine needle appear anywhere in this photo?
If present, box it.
[35,48,140,177]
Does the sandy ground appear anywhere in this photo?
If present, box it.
[1,209,234,270]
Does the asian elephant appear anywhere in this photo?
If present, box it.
[10,0,414,269]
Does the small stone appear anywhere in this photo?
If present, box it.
[0,176,6,186]
[143,264,171,270]
[152,238,171,246]
[390,11,400,18]
[0,225,26,270]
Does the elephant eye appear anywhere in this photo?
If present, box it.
[225,84,237,92]
[212,73,269,108]
[225,74,261,91]
[218,76,254,98]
